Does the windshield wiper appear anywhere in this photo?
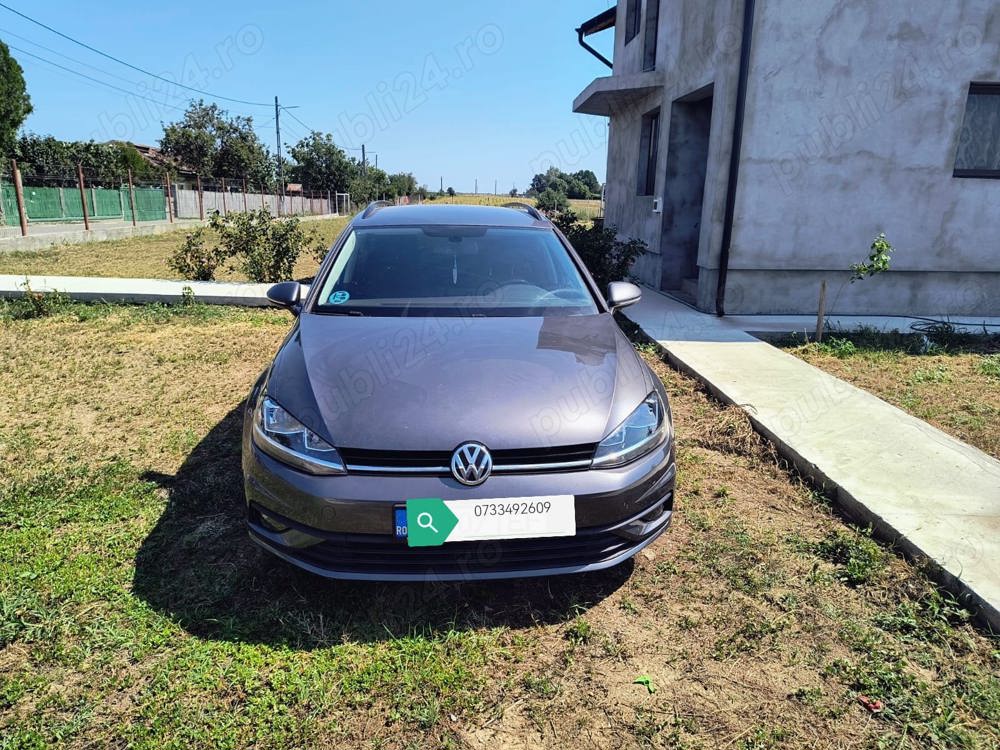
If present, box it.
[322,309,367,316]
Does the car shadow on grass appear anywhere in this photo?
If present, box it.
[133,403,631,649]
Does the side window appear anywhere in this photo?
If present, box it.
[642,0,659,71]
[637,108,660,196]
[625,0,641,44]
[954,82,1000,178]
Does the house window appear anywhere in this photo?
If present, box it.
[642,0,659,71]
[637,108,660,196]
[954,82,1000,178]
[625,0,641,44]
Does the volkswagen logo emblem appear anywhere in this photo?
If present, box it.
[451,442,493,486]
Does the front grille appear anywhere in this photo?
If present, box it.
[248,498,670,578]
[338,443,596,475]
[277,530,636,577]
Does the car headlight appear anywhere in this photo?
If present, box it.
[592,391,669,468]
[252,396,346,475]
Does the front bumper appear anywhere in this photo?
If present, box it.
[243,431,675,581]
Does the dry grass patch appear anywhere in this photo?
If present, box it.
[0,216,349,283]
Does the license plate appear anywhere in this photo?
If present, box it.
[405,496,575,547]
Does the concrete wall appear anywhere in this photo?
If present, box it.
[731,0,1000,315]
[601,0,743,310]
[582,0,1000,316]
[172,188,333,220]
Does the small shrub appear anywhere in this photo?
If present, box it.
[168,209,323,283]
[1,281,70,320]
[979,354,1000,380]
[555,212,646,291]
[536,188,569,214]
[850,232,894,282]
[811,528,886,585]
[169,227,224,281]
[817,337,857,358]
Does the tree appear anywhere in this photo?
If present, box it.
[0,42,32,157]
[161,100,272,186]
[386,172,417,199]
[509,187,518,197]
[528,166,600,200]
[13,134,159,184]
[446,186,456,197]
[288,132,356,193]
[571,169,601,197]
[349,166,390,203]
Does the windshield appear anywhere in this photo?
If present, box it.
[313,226,599,317]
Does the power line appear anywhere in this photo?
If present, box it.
[10,43,190,113]
[0,1,271,107]
[281,108,316,135]
[0,26,161,91]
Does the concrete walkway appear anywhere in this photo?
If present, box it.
[0,274,274,306]
[625,290,1000,630]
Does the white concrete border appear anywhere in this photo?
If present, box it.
[625,289,1000,631]
[0,274,274,307]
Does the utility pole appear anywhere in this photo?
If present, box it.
[361,144,367,175]
[439,176,443,192]
[475,178,478,195]
[275,95,284,215]
[375,153,378,170]
[494,179,497,196]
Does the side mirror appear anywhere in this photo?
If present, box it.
[267,281,302,314]
[607,281,642,311]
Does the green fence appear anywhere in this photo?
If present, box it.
[1,184,166,225]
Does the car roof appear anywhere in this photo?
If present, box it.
[352,203,551,229]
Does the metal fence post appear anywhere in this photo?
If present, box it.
[77,163,90,231]
[163,174,173,223]
[220,177,228,215]
[11,159,28,236]
[242,177,249,212]
[127,169,138,227]
[196,174,205,221]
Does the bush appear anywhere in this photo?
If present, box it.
[168,228,224,281]
[169,209,324,283]
[536,188,569,214]
[554,211,646,291]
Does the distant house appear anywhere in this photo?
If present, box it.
[573,1,999,316]
[129,144,199,190]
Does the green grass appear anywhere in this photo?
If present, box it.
[1,304,998,748]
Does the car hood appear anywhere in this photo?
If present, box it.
[266,312,652,452]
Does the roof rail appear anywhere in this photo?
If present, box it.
[362,200,393,219]
[503,202,545,221]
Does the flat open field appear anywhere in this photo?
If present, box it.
[1,301,996,749]
[0,195,603,285]
[0,216,350,283]
[430,193,604,220]
[781,331,1000,460]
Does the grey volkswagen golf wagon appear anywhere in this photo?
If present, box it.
[241,202,675,580]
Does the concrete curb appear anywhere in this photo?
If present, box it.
[625,290,1000,632]
[0,274,275,307]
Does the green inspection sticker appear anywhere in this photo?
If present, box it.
[406,498,458,547]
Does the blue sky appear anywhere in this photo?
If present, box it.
[4,0,615,191]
